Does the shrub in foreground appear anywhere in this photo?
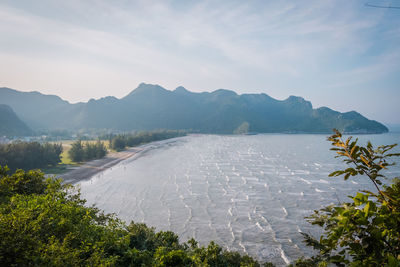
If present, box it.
[293,130,400,266]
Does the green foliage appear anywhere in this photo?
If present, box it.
[295,129,400,266]
[0,165,266,266]
[327,130,399,189]
[68,140,84,162]
[68,140,107,162]
[0,141,62,171]
[0,166,47,201]
[84,140,107,159]
[111,135,126,151]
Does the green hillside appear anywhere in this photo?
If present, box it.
[0,104,33,136]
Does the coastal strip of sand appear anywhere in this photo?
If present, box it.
[60,147,143,184]
[59,136,186,184]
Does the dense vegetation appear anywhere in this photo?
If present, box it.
[0,85,388,134]
[68,140,107,162]
[109,130,186,151]
[0,166,270,266]
[294,130,400,266]
[0,141,62,171]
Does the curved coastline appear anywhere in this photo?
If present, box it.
[60,137,185,184]
[60,147,143,184]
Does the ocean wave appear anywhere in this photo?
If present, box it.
[78,134,398,265]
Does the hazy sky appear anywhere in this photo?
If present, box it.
[0,0,399,124]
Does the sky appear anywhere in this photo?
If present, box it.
[0,0,399,124]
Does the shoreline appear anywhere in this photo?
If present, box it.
[60,136,185,184]
[60,147,143,184]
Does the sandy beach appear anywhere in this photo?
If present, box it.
[60,147,143,184]
[60,137,184,184]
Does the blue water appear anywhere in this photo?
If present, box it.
[78,133,400,266]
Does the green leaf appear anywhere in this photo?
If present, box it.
[388,255,399,267]
[353,193,367,205]
[363,202,370,215]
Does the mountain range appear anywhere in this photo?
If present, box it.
[0,104,33,136]
[0,83,388,134]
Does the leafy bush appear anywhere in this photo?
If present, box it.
[294,130,400,266]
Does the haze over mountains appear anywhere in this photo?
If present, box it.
[0,104,33,136]
[0,83,388,135]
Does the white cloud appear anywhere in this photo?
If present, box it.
[0,0,399,122]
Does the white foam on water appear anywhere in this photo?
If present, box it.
[282,207,288,216]
[228,207,233,216]
[78,134,400,265]
[239,240,247,253]
[256,222,264,231]
[222,188,227,196]
[228,222,235,241]
[280,249,291,265]
[300,178,312,185]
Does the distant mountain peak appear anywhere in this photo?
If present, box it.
[137,83,164,90]
[124,83,168,99]
[0,104,33,136]
[286,95,305,101]
[212,89,237,96]
[285,95,312,109]
[101,96,118,102]
[0,87,69,104]
[174,86,190,94]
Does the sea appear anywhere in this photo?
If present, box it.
[78,133,400,266]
